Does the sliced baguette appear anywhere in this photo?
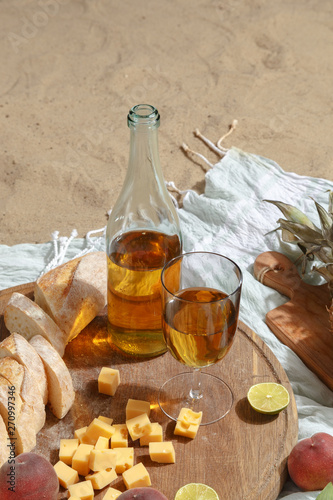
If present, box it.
[0,375,36,454]
[0,333,48,405]
[4,292,67,357]
[0,357,45,432]
[0,414,9,467]
[29,335,75,419]
[34,251,107,343]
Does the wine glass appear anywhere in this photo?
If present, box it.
[158,251,242,425]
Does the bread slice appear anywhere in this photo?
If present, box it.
[0,357,45,432]
[0,414,10,467]
[34,251,107,343]
[0,375,36,454]
[29,335,75,419]
[0,333,48,405]
[4,292,67,357]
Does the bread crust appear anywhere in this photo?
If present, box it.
[4,292,67,357]
[0,375,36,455]
[0,333,48,405]
[34,251,107,343]
[29,335,75,419]
[0,357,45,433]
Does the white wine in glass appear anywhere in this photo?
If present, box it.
[158,251,242,425]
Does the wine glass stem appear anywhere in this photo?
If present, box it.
[189,368,203,400]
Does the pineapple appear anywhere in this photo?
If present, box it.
[265,191,333,332]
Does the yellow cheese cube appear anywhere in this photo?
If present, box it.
[95,436,109,450]
[140,422,163,446]
[74,426,88,443]
[126,414,152,441]
[111,424,128,448]
[88,449,117,472]
[149,442,176,463]
[125,399,151,420]
[98,367,120,396]
[68,497,81,500]
[72,444,94,476]
[82,418,115,445]
[59,438,79,465]
[103,488,122,499]
[53,460,79,488]
[98,415,113,425]
[113,447,134,474]
[122,462,151,489]
[85,467,117,489]
[68,479,94,500]
[174,408,202,439]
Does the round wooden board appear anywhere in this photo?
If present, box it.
[0,283,298,500]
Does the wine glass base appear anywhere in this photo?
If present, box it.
[158,371,233,425]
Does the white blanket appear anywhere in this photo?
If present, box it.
[1,147,332,499]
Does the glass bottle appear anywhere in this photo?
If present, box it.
[106,104,182,358]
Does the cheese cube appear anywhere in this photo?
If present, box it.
[68,497,81,500]
[82,418,115,445]
[140,422,163,446]
[126,399,151,420]
[111,424,128,448]
[98,415,113,425]
[59,438,79,465]
[113,447,134,474]
[88,449,117,472]
[53,461,79,488]
[74,426,88,443]
[85,467,117,489]
[103,488,122,499]
[95,436,109,450]
[149,442,176,463]
[68,479,94,500]
[126,414,152,441]
[72,444,94,476]
[98,367,120,396]
[174,408,202,439]
[122,462,151,489]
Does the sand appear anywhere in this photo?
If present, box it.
[1,0,333,245]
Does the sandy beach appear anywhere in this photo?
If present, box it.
[1,0,333,245]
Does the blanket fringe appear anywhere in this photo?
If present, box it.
[181,119,238,167]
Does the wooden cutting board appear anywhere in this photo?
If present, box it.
[0,283,298,500]
[254,251,333,391]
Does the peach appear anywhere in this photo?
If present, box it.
[287,432,333,491]
[0,452,59,499]
[117,487,169,500]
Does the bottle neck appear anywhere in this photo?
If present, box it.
[127,124,163,181]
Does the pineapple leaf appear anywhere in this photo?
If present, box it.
[264,200,319,230]
[328,191,333,217]
[312,198,333,242]
[281,228,299,242]
[277,219,323,243]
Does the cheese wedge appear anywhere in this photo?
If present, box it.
[0,332,48,404]
[4,292,67,357]
[103,487,122,499]
[85,467,117,489]
[122,462,151,489]
[34,251,107,343]
[68,479,94,500]
[0,357,45,432]
[54,460,79,488]
[29,335,75,419]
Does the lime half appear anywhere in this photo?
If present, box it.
[174,483,219,500]
[247,382,290,414]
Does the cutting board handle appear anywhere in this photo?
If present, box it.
[254,251,303,299]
